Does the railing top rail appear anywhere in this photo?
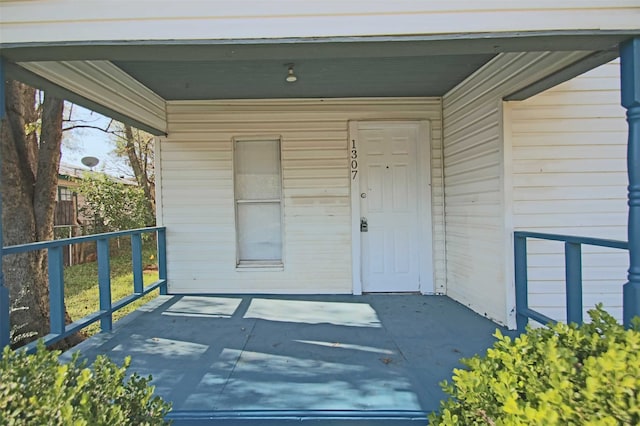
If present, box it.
[2,226,166,255]
[514,231,628,250]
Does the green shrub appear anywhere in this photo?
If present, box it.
[77,172,153,234]
[430,305,639,425]
[0,341,171,425]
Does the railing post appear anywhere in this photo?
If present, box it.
[131,233,143,294]
[621,38,640,328]
[565,242,583,325]
[0,58,10,350]
[47,246,66,335]
[0,284,7,348]
[0,286,7,350]
[97,238,112,332]
[514,233,529,333]
[157,228,168,295]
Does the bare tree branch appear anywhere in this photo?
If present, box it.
[62,124,118,133]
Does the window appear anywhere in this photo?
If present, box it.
[58,187,73,201]
[234,138,283,266]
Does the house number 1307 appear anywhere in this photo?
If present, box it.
[351,140,358,180]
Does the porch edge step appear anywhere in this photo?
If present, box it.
[166,410,431,425]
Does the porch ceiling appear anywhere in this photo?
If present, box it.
[3,34,632,99]
[113,55,494,100]
[1,32,635,132]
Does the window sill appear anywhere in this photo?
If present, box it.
[236,262,284,272]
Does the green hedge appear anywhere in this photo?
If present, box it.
[430,305,639,425]
[0,342,171,425]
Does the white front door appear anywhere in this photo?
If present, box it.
[358,122,422,292]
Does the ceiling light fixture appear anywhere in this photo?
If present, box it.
[285,64,298,83]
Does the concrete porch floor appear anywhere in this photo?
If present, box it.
[64,294,511,421]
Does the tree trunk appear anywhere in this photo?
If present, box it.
[1,80,83,349]
[124,125,155,224]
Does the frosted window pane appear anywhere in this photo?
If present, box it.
[235,140,281,200]
[237,203,282,261]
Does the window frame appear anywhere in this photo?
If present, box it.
[232,136,285,269]
[58,186,73,201]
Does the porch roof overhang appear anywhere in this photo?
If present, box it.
[1,31,639,135]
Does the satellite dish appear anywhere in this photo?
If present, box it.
[81,156,99,170]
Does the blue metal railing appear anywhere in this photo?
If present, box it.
[0,226,167,351]
[514,231,628,333]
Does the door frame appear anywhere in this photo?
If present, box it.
[349,120,434,295]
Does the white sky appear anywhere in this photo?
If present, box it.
[61,104,132,177]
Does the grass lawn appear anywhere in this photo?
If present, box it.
[64,240,160,337]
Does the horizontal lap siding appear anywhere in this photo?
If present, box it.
[160,99,443,294]
[3,2,639,43]
[510,61,627,323]
[442,51,590,327]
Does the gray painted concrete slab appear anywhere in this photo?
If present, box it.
[63,295,511,415]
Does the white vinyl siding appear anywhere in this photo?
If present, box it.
[2,1,638,44]
[509,60,627,323]
[442,51,592,327]
[159,98,444,294]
